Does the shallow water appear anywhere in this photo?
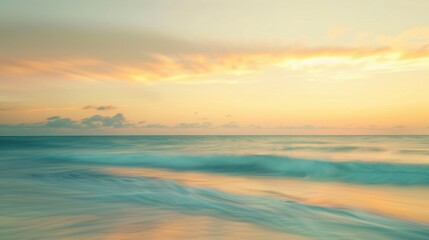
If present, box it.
[0,136,428,239]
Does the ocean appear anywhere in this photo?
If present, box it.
[0,136,428,239]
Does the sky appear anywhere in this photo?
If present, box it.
[0,0,428,135]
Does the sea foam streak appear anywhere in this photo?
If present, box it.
[48,153,429,185]
[1,136,428,239]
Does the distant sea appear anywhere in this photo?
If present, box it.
[1,136,428,239]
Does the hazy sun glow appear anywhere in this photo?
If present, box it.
[0,0,428,135]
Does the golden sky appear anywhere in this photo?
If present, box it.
[0,0,428,135]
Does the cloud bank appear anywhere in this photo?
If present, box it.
[0,114,229,133]
[0,113,425,135]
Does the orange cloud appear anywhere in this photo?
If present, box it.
[377,27,429,48]
[1,46,427,83]
[0,25,428,83]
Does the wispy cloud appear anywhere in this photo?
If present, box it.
[0,23,428,83]
[277,124,413,131]
[279,125,339,130]
[175,122,212,128]
[249,124,262,129]
[221,122,240,128]
[2,46,428,83]
[141,123,169,129]
[83,105,117,111]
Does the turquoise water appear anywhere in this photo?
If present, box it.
[0,136,428,239]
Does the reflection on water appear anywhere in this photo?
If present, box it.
[105,167,429,224]
[0,136,428,239]
[103,213,306,240]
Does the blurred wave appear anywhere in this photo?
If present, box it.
[1,136,428,239]
[44,153,429,185]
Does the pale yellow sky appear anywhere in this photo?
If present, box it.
[0,0,428,135]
